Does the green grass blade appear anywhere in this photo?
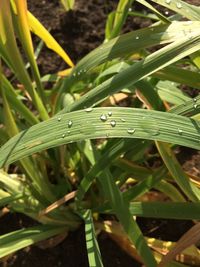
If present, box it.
[2,75,39,125]
[77,139,148,201]
[130,202,200,220]
[0,225,67,258]
[56,21,200,105]
[156,142,200,201]
[150,0,200,21]
[123,167,167,201]
[0,0,49,121]
[154,66,200,90]
[106,0,134,40]
[61,33,200,112]
[1,107,200,167]
[71,21,200,78]
[0,194,22,207]
[77,139,156,266]
[79,210,104,267]
[137,0,170,23]
[60,0,75,11]
[170,95,200,117]
[155,80,190,105]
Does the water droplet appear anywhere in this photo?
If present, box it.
[85,107,93,112]
[194,103,198,109]
[68,120,73,128]
[62,134,66,138]
[120,118,126,122]
[136,36,139,40]
[165,0,171,4]
[100,114,107,122]
[178,129,183,135]
[165,11,169,15]
[110,120,116,127]
[67,131,71,135]
[128,8,132,12]
[127,128,135,134]
[193,98,197,102]
[58,117,61,122]
[176,3,182,9]
[108,111,112,116]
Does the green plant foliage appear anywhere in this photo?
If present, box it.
[0,0,200,266]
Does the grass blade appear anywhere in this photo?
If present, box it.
[130,202,200,220]
[1,107,200,167]
[79,210,104,267]
[0,225,67,258]
[28,11,74,67]
[156,142,200,201]
[150,0,200,21]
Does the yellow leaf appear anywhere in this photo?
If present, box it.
[28,11,74,67]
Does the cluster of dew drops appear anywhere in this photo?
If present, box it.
[57,108,136,139]
[57,96,199,139]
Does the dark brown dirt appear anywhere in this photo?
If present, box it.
[1,0,200,266]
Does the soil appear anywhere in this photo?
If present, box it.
[1,0,200,266]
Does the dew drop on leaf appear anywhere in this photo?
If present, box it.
[136,36,139,40]
[85,107,93,112]
[194,104,198,109]
[108,111,112,116]
[178,129,183,135]
[110,120,116,127]
[165,0,171,4]
[100,114,107,122]
[127,128,135,134]
[58,117,61,122]
[68,120,73,128]
[62,134,66,138]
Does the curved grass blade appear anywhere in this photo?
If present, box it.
[61,33,200,113]
[0,225,68,258]
[1,107,200,168]
[70,21,200,78]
